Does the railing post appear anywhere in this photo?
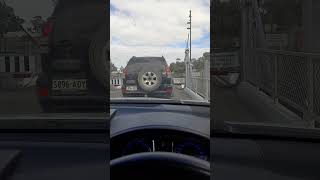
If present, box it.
[206,60,210,101]
[309,56,314,113]
[241,2,248,82]
[195,78,197,93]
[306,56,315,127]
[254,49,260,90]
[274,54,278,104]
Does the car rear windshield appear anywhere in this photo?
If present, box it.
[0,0,108,119]
[128,59,150,64]
[128,57,166,66]
[52,1,105,43]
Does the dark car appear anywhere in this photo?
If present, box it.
[36,0,108,112]
[122,56,173,98]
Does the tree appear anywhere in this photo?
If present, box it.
[7,16,25,32]
[30,16,45,33]
[262,0,301,28]
[213,0,241,48]
[192,58,204,72]
[0,3,25,35]
[170,61,185,76]
[110,62,118,72]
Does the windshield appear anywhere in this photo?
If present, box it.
[213,0,320,138]
[0,0,108,129]
[110,0,210,103]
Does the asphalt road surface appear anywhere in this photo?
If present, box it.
[213,82,308,128]
[111,85,195,101]
[213,85,258,126]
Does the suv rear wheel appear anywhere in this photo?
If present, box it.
[137,68,162,92]
[89,24,109,89]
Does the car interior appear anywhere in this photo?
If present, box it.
[110,99,210,179]
[2,0,320,180]
[0,114,108,180]
[212,135,320,180]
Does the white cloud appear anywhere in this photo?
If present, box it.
[111,44,209,68]
[110,0,210,67]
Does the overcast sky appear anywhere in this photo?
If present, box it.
[6,0,54,23]
[110,0,210,68]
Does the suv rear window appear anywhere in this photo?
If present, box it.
[128,57,166,66]
[128,59,150,64]
[52,1,105,43]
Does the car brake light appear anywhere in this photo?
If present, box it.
[38,87,49,97]
[163,66,171,76]
[165,87,173,94]
[42,21,53,37]
[122,87,126,93]
[124,68,128,76]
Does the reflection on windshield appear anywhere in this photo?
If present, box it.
[0,0,108,114]
[213,0,320,135]
[110,0,210,103]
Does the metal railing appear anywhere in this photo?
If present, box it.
[190,75,210,100]
[188,57,210,100]
[245,48,320,124]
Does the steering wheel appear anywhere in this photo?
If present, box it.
[110,152,210,180]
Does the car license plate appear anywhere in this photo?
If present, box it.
[52,79,87,90]
[126,86,137,91]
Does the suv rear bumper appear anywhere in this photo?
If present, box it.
[39,95,106,112]
[122,86,173,97]
[37,71,106,111]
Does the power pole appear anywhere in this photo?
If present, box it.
[186,10,192,88]
[187,10,191,63]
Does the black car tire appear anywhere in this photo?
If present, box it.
[89,24,109,89]
[137,68,162,92]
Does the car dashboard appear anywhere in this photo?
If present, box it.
[110,101,210,162]
[111,129,209,161]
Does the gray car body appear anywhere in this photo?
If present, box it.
[123,56,173,98]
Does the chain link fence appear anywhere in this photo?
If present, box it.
[245,48,320,123]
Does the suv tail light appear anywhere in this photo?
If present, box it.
[165,87,173,94]
[123,68,128,77]
[122,86,126,94]
[38,87,49,97]
[163,66,171,76]
[42,21,53,37]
